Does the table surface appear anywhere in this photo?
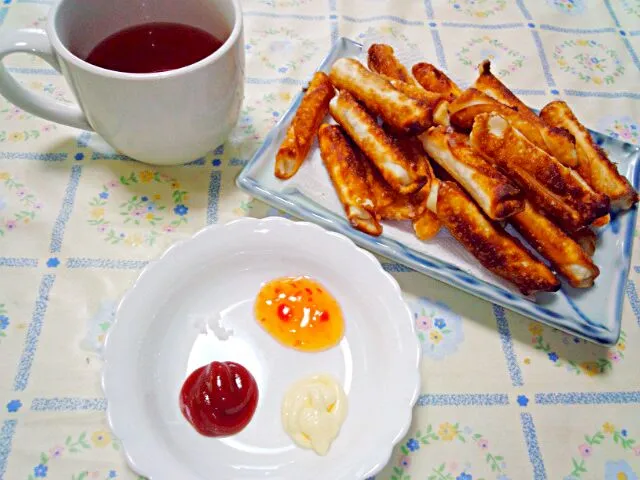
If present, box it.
[0,1,639,479]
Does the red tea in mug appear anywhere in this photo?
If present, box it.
[85,22,224,74]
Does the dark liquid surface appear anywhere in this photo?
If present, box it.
[85,22,224,74]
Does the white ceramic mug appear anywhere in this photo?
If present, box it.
[0,0,244,165]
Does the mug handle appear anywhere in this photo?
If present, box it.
[0,29,93,131]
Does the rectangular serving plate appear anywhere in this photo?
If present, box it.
[237,37,640,346]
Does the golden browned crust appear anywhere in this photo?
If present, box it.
[474,60,533,117]
[411,62,461,101]
[318,124,382,236]
[330,58,432,135]
[449,88,547,148]
[473,61,577,167]
[329,91,427,194]
[378,190,429,220]
[413,209,442,240]
[388,79,444,106]
[392,131,433,188]
[511,201,599,288]
[421,126,523,220]
[275,72,335,179]
[540,100,638,211]
[435,181,560,295]
[470,113,609,232]
[388,79,450,127]
[367,43,413,84]
[364,132,431,220]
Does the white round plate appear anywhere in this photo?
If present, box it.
[102,217,421,480]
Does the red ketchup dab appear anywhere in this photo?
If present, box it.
[179,361,259,437]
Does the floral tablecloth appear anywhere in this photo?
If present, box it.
[0,0,639,479]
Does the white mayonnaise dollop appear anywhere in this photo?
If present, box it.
[281,374,347,455]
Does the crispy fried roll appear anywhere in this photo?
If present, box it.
[511,201,599,288]
[364,133,431,220]
[329,91,427,194]
[470,113,609,232]
[412,62,461,101]
[473,60,577,167]
[449,88,548,147]
[421,126,523,220]
[413,209,442,240]
[364,45,447,125]
[540,100,638,211]
[329,58,432,135]
[392,131,432,186]
[275,72,335,179]
[432,180,560,295]
[367,44,413,84]
[389,79,450,126]
[318,124,382,236]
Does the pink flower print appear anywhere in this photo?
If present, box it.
[578,443,592,458]
[448,461,459,472]
[97,224,107,233]
[607,350,621,363]
[16,189,26,198]
[90,471,100,479]
[49,446,64,458]
[633,445,640,456]
[398,455,411,468]
[34,202,43,210]
[5,220,17,230]
[162,225,175,233]
[107,180,119,188]
[132,208,145,218]
[477,438,489,449]
[415,315,432,331]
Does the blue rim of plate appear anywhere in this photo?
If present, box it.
[236,37,640,347]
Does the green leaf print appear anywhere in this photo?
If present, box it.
[571,457,587,476]
[486,453,502,472]
[173,190,188,203]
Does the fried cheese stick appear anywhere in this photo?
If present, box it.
[449,88,556,156]
[389,79,450,127]
[429,179,560,295]
[470,113,609,232]
[318,124,382,236]
[376,134,432,220]
[473,61,577,167]
[329,91,427,194]
[363,45,450,127]
[329,58,432,135]
[275,72,335,179]
[412,62,461,101]
[367,44,414,84]
[510,201,599,288]
[540,101,638,211]
[420,126,523,220]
